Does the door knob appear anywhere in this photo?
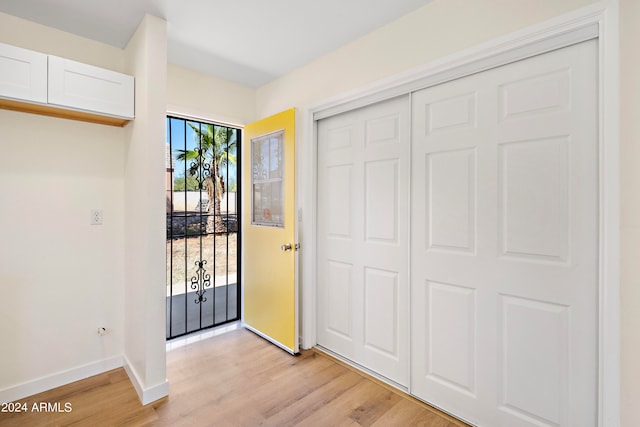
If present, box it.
[281,243,292,252]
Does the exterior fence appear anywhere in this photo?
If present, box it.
[169,191,237,213]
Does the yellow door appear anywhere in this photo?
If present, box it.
[243,108,298,353]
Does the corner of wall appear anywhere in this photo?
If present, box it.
[122,13,169,405]
[123,355,169,405]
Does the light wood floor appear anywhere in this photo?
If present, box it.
[0,328,467,426]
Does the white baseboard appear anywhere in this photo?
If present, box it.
[123,356,169,405]
[0,356,123,403]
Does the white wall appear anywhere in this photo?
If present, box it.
[123,14,169,404]
[0,13,126,401]
[619,0,640,425]
[168,63,256,125]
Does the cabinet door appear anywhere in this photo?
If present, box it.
[0,43,47,103]
[48,56,134,118]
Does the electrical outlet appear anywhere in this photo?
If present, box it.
[90,209,103,225]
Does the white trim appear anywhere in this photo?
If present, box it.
[165,110,244,130]
[316,344,475,426]
[240,122,246,345]
[123,356,169,406]
[166,110,243,130]
[250,129,286,228]
[315,345,408,392]
[310,9,602,121]
[300,110,318,350]
[597,2,620,426]
[0,356,123,404]
[166,321,242,351]
[293,108,301,354]
[407,90,414,395]
[166,104,247,129]
[301,2,620,425]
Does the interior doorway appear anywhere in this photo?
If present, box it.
[165,116,241,339]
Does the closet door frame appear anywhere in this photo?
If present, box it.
[301,3,620,426]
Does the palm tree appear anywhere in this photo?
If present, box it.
[176,123,237,233]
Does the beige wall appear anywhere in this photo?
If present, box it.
[0,11,169,405]
[0,13,127,400]
[0,8,248,404]
[123,14,168,403]
[167,63,256,125]
[619,0,639,424]
[256,0,599,117]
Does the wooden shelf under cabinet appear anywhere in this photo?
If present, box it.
[0,98,130,127]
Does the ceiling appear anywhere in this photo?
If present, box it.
[0,0,434,88]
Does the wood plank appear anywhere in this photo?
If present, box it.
[0,328,468,426]
[0,98,130,127]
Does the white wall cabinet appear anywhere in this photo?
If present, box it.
[0,42,134,126]
[0,43,47,104]
[48,56,134,119]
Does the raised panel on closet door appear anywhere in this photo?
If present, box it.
[0,42,47,103]
[411,40,598,427]
[48,55,134,119]
[317,95,410,387]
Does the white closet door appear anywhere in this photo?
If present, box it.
[317,95,410,387]
[411,40,598,426]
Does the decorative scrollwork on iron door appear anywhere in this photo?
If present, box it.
[190,260,211,304]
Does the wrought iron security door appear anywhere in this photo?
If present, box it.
[166,116,240,339]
